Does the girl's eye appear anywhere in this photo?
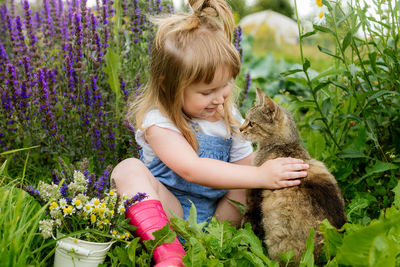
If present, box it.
[201,91,212,95]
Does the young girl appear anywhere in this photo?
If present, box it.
[111,0,309,266]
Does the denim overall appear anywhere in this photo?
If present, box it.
[144,123,232,223]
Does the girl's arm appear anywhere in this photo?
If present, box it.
[146,125,308,189]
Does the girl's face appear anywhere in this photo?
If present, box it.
[183,66,232,121]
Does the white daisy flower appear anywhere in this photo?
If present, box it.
[117,204,125,215]
[62,205,75,217]
[121,193,129,201]
[59,198,68,209]
[49,201,59,211]
[314,5,329,25]
[91,198,101,208]
[110,229,118,237]
[72,198,83,209]
[83,203,93,214]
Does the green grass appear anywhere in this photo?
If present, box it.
[0,181,55,266]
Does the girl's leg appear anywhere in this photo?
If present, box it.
[111,158,183,219]
[111,158,185,267]
[214,189,246,226]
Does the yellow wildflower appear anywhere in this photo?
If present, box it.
[90,214,96,223]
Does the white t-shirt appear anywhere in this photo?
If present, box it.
[135,109,253,166]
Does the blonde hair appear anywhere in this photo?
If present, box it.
[129,0,241,151]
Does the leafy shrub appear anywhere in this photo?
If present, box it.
[277,0,400,221]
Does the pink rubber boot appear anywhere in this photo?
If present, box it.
[126,199,185,267]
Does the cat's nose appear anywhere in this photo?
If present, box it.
[239,123,245,132]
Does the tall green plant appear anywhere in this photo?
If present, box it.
[0,182,53,266]
[286,0,400,220]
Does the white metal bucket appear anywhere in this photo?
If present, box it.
[53,233,115,267]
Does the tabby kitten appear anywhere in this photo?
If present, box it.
[240,88,346,264]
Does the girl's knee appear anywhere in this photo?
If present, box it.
[111,158,145,183]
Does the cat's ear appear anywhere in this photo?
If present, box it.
[256,88,265,105]
[264,95,280,120]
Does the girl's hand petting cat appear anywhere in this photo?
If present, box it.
[259,157,309,189]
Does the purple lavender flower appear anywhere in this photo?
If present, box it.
[18,184,46,205]
[125,192,148,208]
[0,4,9,43]
[15,16,27,55]
[23,0,37,50]
[60,183,68,196]
[233,26,243,61]
[74,12,83,60]
[93,165,112,197]
[239,73,251,107]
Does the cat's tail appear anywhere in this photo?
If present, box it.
[303,161,347,229]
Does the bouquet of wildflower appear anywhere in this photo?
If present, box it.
[21,158,147,242]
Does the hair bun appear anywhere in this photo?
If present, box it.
[189,0,217,17]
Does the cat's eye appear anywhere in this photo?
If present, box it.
[248,121,254,127]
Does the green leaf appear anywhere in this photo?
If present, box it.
[170,216,192,241]
[369,235,398,266]
[301,30,316,39]
[127,237,141,263]
[0,145,40,156]
[329,81,349,93]
[367,90,399,102]
[299,227,315,267]
[113,246,131,265]
[313,25,335,35]
[355,160,399,184]
[279,249,295,265]
[318,45,343,62]
[237,250,265,266]
[280,69,303,77]
[368,52,377,72]
[337,215,400,266]
[104,48,121,108]
[186,201,208,237]
[322,0,332,10]
[308,117,325,131]
[304,129,325,159]
[227,198,246,215]
[311,67,344,83]
[183,237,208,267]
[392,181,400,208]
[303,58,311,72]
[206,218,232,249]
[342,31,352,52]
[143,224,176,257]
[285,77,308,86]
[367,16,391,29]
[233,223,264,257]
[319,219,343,259]
[0,160,7,176]
[321,97,332,117]
[336,11,354,27]
[337,149,366,158]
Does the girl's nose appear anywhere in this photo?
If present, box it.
[212,94,225,105]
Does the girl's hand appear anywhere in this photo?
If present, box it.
[258,157,309,189]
